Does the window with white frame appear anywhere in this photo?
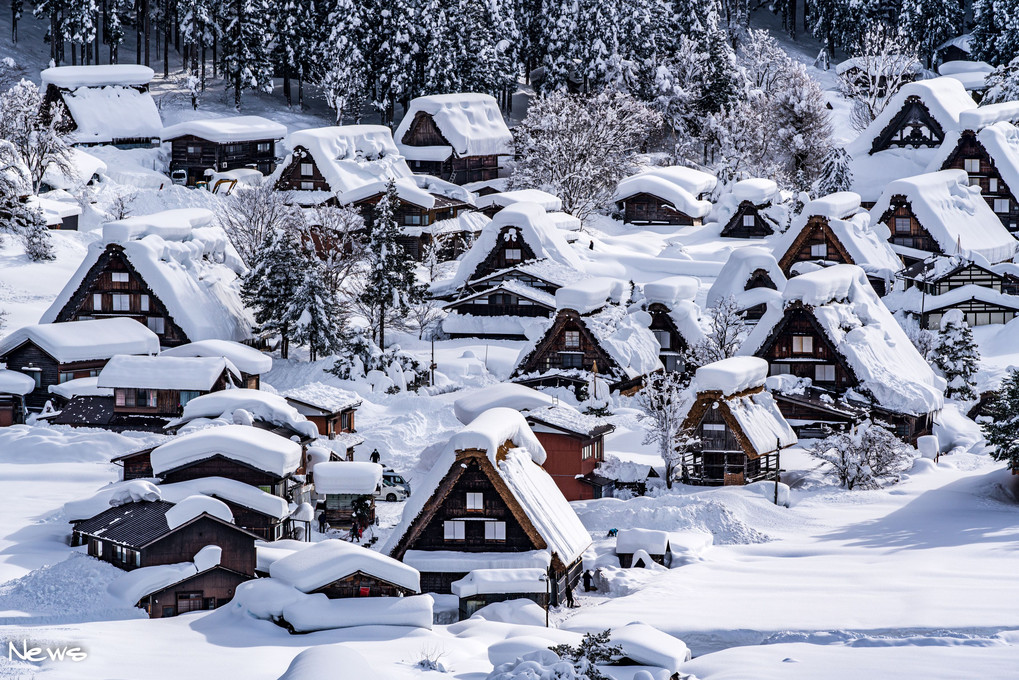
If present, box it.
[653,330,672,350]
[504,248,522,262]
[989,178,998,192]
[139,295,149,312]
[582,443,595,460]
[443,520,465,541]
[300,163,314,177]
[792,335,813,354]
[964,158,980,173]
[895,217,912,234]
[301,181,314,190]
[111,294,131,311]
[994,198,1011,213]
[466,492,483,510]
[810,242,827,257]
[147,317,165,334]
[93,293,103,311]
[111,271,129,283]
[484,521,506,541]
[743,213,756,227]
[564,330,580,348]
[815,364,836,382]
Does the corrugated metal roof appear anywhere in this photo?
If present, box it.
[73,500,174,548]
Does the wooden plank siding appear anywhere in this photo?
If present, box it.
[311,572,413,599]
[157,456,289,498]
[142,567,250,618]
[870,97,946,153]
[534,431,604,501]
[168,135,279,186]
[940,130,1019,232]
[400,112,501,185]
[617,192,701,226]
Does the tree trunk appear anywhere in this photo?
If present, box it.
[136,0,142,64]
[144,0,151,66]
[163,0,169,78]
[379,300,386,349]
[284,73,292,107]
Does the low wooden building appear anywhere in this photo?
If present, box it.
[160,476,294,541]
[866,78,976,154]
[0,369,34,426]
[283,384,363,458]
[775,192,902,296]
[40,65,162,148]
[40,209,254,347]
[614,167,715,226]
[678,358,796,486]
[159,340,271,389]
[160,116,286,186]
[936,118,1019,232]
[643,276,706,373]
[524,405,615,501]
[443,281,557,341]
[112,446,157,480]
[72,498,258,575]
[0,318,158,412]
[394,93,513,185]
[313,461,382,526]
[707,247,787,323]
[892,255,1019,329]
[382,409,591,606]
[270,538,420,599]
[614,528,677,568]
[512,279,663,396]
[743,265,944,444]
[451,568,548,619]
[870,170,1017,266]
[770,385,865,440]
[149,424,306,503]
[718,178,781,238]
[133,564,252,618]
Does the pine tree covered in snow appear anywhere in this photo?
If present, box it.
[809,420,914,490]
[321,0,370,123]
[984,369,1019,473]
[897,0,963,67]
[291,255,345,361]
[538,0,579,93]
[577,0,619,90]
[220,0,275,109]
[373,0,417,122]
[330,327,427,388]
[275,0,319,107]
[816,146,854,195]
[636,370,694,488]
[810,0,877,57]
[0,79,72,194]
[358,180,425,349]
[930,310,979,401]
[971,0,1019,66]
[983,56,1019,104]
[63,0,97,65]
[770,63,833,187]
[549,630,623,680]
[510,90,662,220]
[420,0,460,95]
[0,143,53,262]
[241,226,306,358]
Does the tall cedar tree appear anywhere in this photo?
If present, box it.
[984,56,1019,104]
[359,179,425,349]
[241,227,306,358]
[930,310,979,401]
[220,0,275,110]
[984,369,1019,473]
[291,255,345,361]
[971,0,1019,66]
[897,0,963,67]
[816,146,854,195]
[321,0,370,122]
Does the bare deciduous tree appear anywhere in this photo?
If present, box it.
[696,295,749,364]
[217,183,304,266]
[636,371,695,488]
[0,79,72,193]
[839,24,921,132]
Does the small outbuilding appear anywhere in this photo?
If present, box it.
[160,116,287,186]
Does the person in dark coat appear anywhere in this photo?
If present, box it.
[583,569,594,592]
[317,513,328,534]
[370,449,381,464]
[565,581,576,608]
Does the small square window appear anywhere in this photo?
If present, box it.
[147,317,165,334]
[742,214,756,227]
[485,521,506,541]
[111,294,131,311]
[815,364,836,382]
[504,248,522,263]
[466,492,483,510]
[257,142,271,153]
[810,243,827,258]
[792,335,813,354]
[301,181,314,190]
[443,520,465,541]
[564,331,580,348]
[994,198,1011,213]
[894,217,912,234]
[300,163,314,177]
[988,178,998,192]
[964,158,980,173]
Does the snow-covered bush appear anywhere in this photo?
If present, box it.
[983,55,1019,104]
[808,420,915,490]
[635,371,694,489]
[488,631,622,680]
[549,630,623,680]
[329,328,427,391]
[929,310,979,401]
[984,369,1019,474]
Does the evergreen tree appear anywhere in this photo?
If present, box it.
[810,0,877,57]
[220,0,275,110]
[930,309,979,401]
[63,0,97,65]
[636,370,695,488]
[616,0,676,99]
[240,227,305,358]
[420,0,459,95]
[275,0,318,107]
[549,630,623,680]
[539,0,578,93]
[321,0,370,122]
[971,0,1019,66]
[984,368,1019,473]
[816,146,854,195]
[770,63,833,188]
[897,0,963,67]
[291,254,345,361]
[373,0,416,121]
[984,55,1019,104]
[0,142,54,262]
[358,180,425,348]
[104,0,128,63]
[577,0,618,91]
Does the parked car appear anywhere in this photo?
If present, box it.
[376,470,410,502]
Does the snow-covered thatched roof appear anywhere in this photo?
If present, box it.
[159,476,291,519]
[643,275,708,346]
[395,93,513,161]
[929,121,1019,212]
[707,247,786,308]
[613,166,715,218]
[0,318,159,364]
[958,102,1019,130]
[160,116,286,143]
[855,78,977,152]
[383,408,591,566]
[870,169,1017,264]
[447,202,584,290]
[313,461,383,495]
[281,125,472,209]
[160,340,271,376]
[40,210,254,343]
[166,388,319,439]
[56,82,162,145]
[150,424,302,477]
[271,538,420,593]
[742,265,945,415]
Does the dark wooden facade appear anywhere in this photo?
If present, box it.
[401,112,501,185]
[389,450,583,605]
[139,566,250,618]
[778,217,857,274]
[320,492,377,526]
[874,195,942,262]
[680,389,781,486]
[720,201,775,238]
[772,388,863,439]
[167,134,279,186]
[113,447,156,479]
[899,258,1019,328]
[284,395,359,441]
[923,297,1019,330]
[0,342,107,411]
[616,192,701,226]
[870,97,947,154]
[753,302,933,443]
[48,244,191,346]
[444,286,555,340]
[73,501,258,575]
[940,130,1019,232]
[311,571,414,599]
[513,309,643,394]
[157,455,290,499]
[646,303,693,374]
[465,226,539,283]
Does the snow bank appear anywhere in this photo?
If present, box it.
[42,146,106,191]
[42,64,154,88]
[97,355,239,390]
[449,202,584,290]
[103,208,215,242]
[611,623,691,672]
[0,317,159,364]
[150,424,302,477]
[282,593,434,633]
[451,568,547,597]
[0,369,36,395]
[313,461,383,495]
[870,169,1017,264]
[270,538,419,593]
[470,599,548,625]
[643,276,699,307]
[278,645,382,680]
[107,561,197,605]
[476,189,563,212]
[160,476,290,519]
[168,388,317,439]
[164,495,233,529]
[556,277,629,313]
[694,357,769,396]
[160,116,286,143]
[395,93,513,158]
